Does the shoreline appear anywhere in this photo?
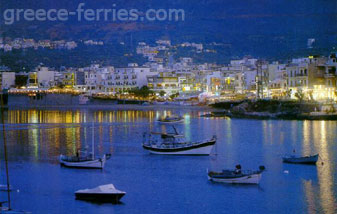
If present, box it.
[6,104,213,111]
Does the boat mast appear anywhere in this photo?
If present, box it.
[1,93,11,209]
[92,121,94,160]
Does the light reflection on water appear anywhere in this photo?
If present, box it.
[0,109,337,213]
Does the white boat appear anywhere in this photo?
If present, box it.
[75,184,126,203]
[143,127,216,155]
[207,165,265,184]
[59,154,111,169]
[79,94,89,105]
[60,123,111,169]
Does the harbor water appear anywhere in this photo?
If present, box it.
[0,108,336,214]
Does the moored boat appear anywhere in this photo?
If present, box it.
[142,127,216,155]
[75,184,126,203]
[59,153,111,169]
[157,115,184,123]
[207,165,265,184]
[282,154,319,165]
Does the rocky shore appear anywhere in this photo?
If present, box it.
[210,100,337,120]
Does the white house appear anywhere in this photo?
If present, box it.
[36,66,55,88]
[0,72,15,89]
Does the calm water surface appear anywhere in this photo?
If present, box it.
[0,108,337,214]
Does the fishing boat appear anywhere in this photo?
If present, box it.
[157,115,184,123]
[75,184,126,203]
[59,123,111,169]
[59,153,111,169]
[142,126,216,155]
[207,165,266,184]
[282,154,319,165]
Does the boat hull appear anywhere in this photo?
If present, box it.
[157,119,184,124]
[75,192,125,203]
[143,140,216,155]
[60,155,107,169]
[208,173,262,184]
[282,154,318,165]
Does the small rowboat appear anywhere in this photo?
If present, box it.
[157,116,184,123]
[282,154,319,165]
[207,165,265,184]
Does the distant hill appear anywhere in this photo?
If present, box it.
[0,0,337,67]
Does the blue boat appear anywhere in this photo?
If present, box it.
[282,154,319,165]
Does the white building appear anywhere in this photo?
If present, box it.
[36,66,55,88]
[114,64,152,91]
[0,72,15,89]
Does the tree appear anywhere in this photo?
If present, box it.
[285,89,292,98]
[57,83,65,89]
[295,89,305,102]
[159,90,166,97]
[15,75,28,88]
[169,92,179,100]
[308,90,314,101]
[128,86,154,98]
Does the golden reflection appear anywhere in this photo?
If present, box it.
[29,128,39,158]
[184,115,191,141]
[290,122,298,148]
[302,120,311,155]
[98,124,104,154]
[6,109,165,124]
[303,180,317,214]
[262,120,269,144]
[225,118,232,144]
[312,121,336,213]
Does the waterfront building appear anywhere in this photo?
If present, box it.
[28,72,38,88]
[36,66,55,88]
[147,71,180,95]
[113,64,152,92]
[286,55,337,100]
[75,69,86,86]
[0,72,15,90]
[14,72,29,88]
[61,71,76,88]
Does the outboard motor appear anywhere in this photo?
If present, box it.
[234,164,242,174]
[259,165,266,171]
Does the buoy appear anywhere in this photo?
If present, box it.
[283,170,289,174]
